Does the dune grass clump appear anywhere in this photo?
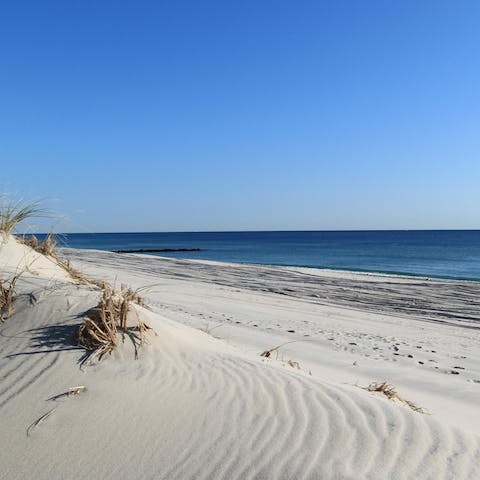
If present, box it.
[0,197,46,236]
[19,233,58,258]
[17,232,106,287]
[58,257,104,287]
[0,274,21,320]
[78,283,150,364]
[365,381,424,413]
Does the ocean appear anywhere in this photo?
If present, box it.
[34,230,480,282]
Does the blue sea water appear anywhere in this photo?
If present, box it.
[39,230,480,281]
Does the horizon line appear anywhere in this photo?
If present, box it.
[22,228,480,235]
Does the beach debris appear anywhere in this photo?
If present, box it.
[287,359,300,369]
[363,381,424,413]
[260,340,300,359]
[260,345,301,370]
[27,408,57,437]
[260,346,281,358]
[48,385,86,401]
[287,330,295,333]
[199,320,227,336]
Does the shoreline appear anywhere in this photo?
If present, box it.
[62,246,480,285]
[61,247,480,327]
[39,229,480,282]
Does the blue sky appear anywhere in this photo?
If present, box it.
[1,1,479,232]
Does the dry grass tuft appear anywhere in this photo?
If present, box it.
[364,381,424,413]
[0,273,21,319]
[17,232,105,288]
[41,233,57,257]
[58,257,101,286]
[17,234,40,251]
[49,254,105,288]
[18,233,58,258]
[0,197,47,236]
[77,283,150,364]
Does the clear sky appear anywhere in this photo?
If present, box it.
[1,1,479,232]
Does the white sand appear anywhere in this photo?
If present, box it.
[1,236,479,479]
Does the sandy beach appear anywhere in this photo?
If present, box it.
[4,1,480,477]
[1,235,479,479]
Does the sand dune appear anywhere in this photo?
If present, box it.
[1,237,480,479]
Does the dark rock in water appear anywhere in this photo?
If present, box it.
[115,248,201,253]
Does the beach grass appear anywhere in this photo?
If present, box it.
[18,233,58,258]
[365,381,424,413]
[78,283,150,363]
[0,273,22,320]
[0,199,151,360]
[0,197,47,236]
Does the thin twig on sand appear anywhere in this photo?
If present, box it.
[47,385,86,401]
[260,340,300,358]
[27,408,57,437]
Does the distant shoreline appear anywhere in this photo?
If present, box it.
[44,230,480,282]
[114,248,201,253]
